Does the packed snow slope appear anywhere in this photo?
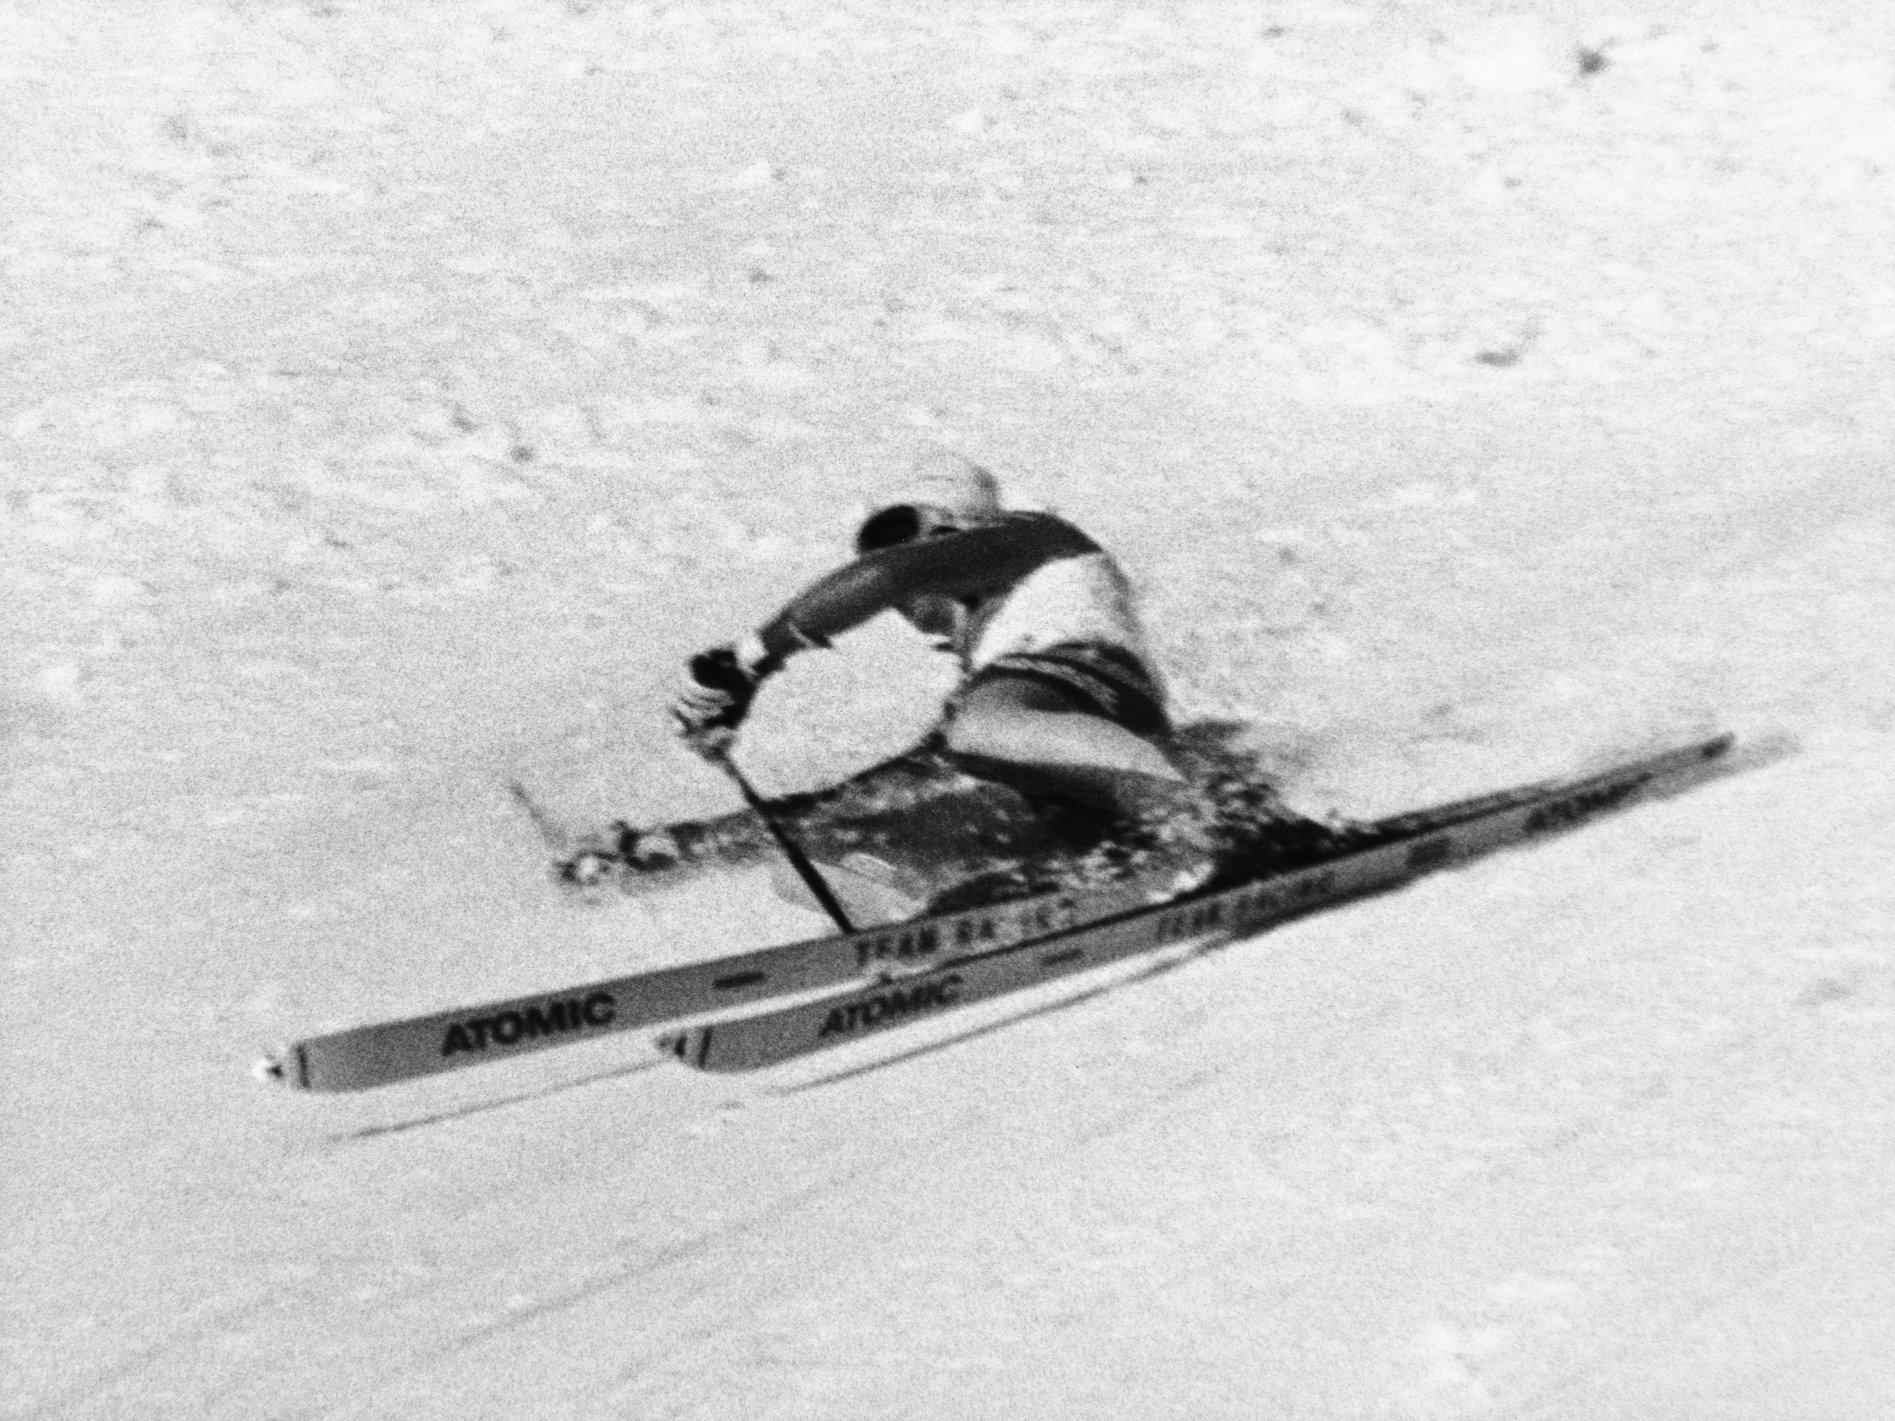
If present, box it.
[5,2,1892,1417]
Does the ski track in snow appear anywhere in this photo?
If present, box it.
[5,1,1893,1417]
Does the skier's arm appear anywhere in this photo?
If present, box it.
[673,514,1095,757]
[752,515,1097,662]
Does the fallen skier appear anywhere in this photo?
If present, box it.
[658,450,1244,909]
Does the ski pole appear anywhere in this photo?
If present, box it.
[708,749,857,935]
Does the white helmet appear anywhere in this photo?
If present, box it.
[857,450,1003,552]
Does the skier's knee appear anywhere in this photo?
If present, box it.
[940,704,1006,762]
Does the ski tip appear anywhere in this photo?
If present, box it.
[254,1044,314,1089]
[655,1027,716,1070]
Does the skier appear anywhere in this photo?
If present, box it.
[671,452,1219,871]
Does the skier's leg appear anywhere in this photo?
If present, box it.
[922,671,1232,910]
[574,733,1066,890]
[604,736,979,868]
[941,673,1202,823]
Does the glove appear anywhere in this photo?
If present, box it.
[672,641,769,758]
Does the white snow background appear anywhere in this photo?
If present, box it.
[4,1,1893,1417]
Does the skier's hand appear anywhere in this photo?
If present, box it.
[672,644,764,759]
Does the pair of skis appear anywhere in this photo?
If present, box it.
[258,734,1732,1090]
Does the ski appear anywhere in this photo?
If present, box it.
[257,734,1731,1092]
[655,734,1735,1073]
[260,849,1264,1093]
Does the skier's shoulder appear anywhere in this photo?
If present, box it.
[973,508,1100,558]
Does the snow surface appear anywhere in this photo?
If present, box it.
[5,1,1893,1416]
